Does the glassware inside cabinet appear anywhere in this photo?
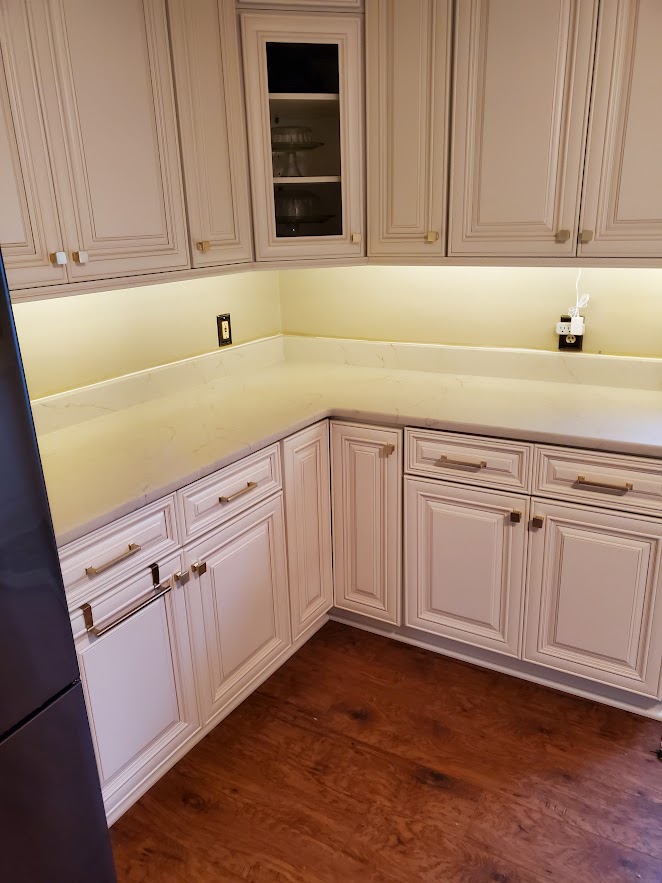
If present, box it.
[267,41,342,238]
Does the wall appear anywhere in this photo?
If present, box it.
[12,271,281,399]
[278,266,662,358]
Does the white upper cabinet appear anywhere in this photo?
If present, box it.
[0,2,67,289]
[240,11,364,261]
[366,0,451,257]
[579,0,662,257]
[6,0,190,286]
[168,0,253,267]
[449,0,598,257]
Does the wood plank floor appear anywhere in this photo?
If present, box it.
[111,622,662,882]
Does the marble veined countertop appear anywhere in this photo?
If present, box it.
[34,337,662,547]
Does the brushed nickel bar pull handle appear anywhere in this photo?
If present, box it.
[85,542,142,577]
[576,475,633,493]
[555,229,571,244]
[219,481,258,504]
[509,511,522,524]
[81,582,171,638]
[436,454,487,469]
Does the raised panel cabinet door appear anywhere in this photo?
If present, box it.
[282,421,333,639]
[74,556,199,823]
[168,0,253,267]
[366,0,451,257]
[524,500,662,697]
[449,0,598,256]
[0,2,67,289]
[405,478,528,657]
[186,495,291,726]
[579,0,662,256]
[240,11,364,260]
[331,421,402,625]
[31,0,189,281]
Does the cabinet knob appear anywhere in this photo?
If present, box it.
[530,515,545,530]
[49,251,68,266]
[72,250,89,265]
[191,560,207,576]
[173,570,190,586]
[509,511,522,523]
[579,229,594,244]
[425,231,439,243]
[196,240,211,253]
[381,443,395,458]
[554,230,571,244]
[351,233,362,244]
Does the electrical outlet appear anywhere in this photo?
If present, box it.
[217,313,232,347]
[557,313,584,351]
[556,320,573,335]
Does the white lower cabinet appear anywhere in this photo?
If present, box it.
[331,421,403,625]
[186,494,291,726]
[524,500,662,697]
[282,422,333,640]
[405,478,528,657]
[72,553,199,824]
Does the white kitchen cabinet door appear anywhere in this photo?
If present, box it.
[524,500,662,698]
[366,0,451,257]
[186,495,291,726]
[168,0,253,268]
[241,11,364,261]
[282,422,333,639]
[579,0,662,257]
[73,555,199,823]
[331,421,402,625]
[0,2,67,290]
[29,0,189,282]
[449,0,598,257]
[405,478,528,657]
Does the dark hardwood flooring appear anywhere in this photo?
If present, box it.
[111,622,662,882]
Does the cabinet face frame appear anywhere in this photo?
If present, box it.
[524,499,662,697]
[185,494,291,726]
[405,477,529,657]
[366,0,451,257]
[282,421,333,639]
[579,0,662,257]
[168,0,253,267]
[72,552,199,822]
[0,1,68,289]
[240,11,365,260]
[331,421,402,625]
[449,0,599,257]
[31,0,189,282]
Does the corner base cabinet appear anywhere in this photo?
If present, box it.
[331,421,402,624]
[524,500,662,697]
[186,495,291,727]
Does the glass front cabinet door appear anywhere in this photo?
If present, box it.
[241,12,364,260]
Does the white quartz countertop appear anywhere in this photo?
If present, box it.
[36,350,662,547]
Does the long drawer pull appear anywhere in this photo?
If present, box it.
[81,582,171,638]
[85,542,142,577]
[436,454,487,470]
[219,481,257,504]
[576,475,633,493]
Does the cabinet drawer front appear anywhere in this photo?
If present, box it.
[524,500,662,698]
[178,445,281,541]
[406,429,532,492]
[60,497,179,604]
[534,446,662,515]
[405,478,528,657]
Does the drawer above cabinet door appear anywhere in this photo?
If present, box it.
[405,478,528,657]
[177,445,281,541]
[59,496,179,604]
[331,422,402,625]
[524,500,662,698]
[534,445,662,516]
[406,429,532,493]
[185,495,291,727]
[71,552,199,824]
